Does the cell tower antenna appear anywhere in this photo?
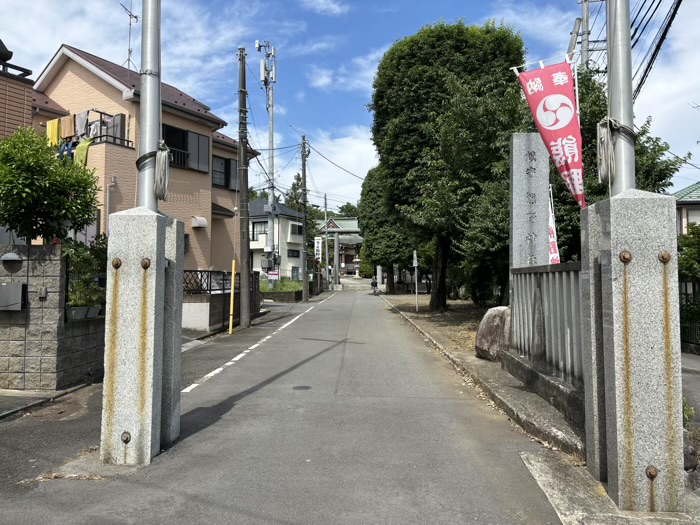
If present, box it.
[120,1,139,71]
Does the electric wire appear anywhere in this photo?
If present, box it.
[307,144,364,181]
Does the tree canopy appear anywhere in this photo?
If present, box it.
[0,127,99,242]
[369,20,526,309]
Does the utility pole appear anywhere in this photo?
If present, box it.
[607,0,636,195]
[256,40,277,276]
[581,0,590,66]
[324,194,330,289]
[238,47,251,328]
[137,0,160,212]
[301,136,309,302]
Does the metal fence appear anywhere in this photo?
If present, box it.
[511,262,583,386]
[183,270,232,294]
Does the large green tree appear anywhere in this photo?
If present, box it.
[358,166,412,293]
[370,21,526,309]
[338,202,359,217]
[0,127,99,242]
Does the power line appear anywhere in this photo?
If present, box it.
[307,143,365,181]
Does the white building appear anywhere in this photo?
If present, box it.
[249,199,305,280]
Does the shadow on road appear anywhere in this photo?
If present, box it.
[177,339,347,443]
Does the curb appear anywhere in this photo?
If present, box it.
[0,383,89,421]
[380,296,585,460]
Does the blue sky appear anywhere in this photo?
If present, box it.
[3,0,699,212]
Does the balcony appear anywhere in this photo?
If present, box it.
[169,147,189,169]
[250,232,268,250]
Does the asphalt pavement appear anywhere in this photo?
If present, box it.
[0,292,561,525]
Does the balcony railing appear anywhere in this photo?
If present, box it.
[169,147,189,169]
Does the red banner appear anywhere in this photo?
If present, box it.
[518,62,586,208]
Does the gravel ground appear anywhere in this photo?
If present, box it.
[380,293,488,354]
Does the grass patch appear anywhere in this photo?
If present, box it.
[260,278,302,292]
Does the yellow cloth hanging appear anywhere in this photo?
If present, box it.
[73,138,93,167]
[46,119,61,146]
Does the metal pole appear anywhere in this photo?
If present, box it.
[238,47,251,328]
[324,194,330,289]
[301,136,309,302]
[607,0,636,195]
[265,44,276,273]
[582,0,590,66]
[138,0,160,212]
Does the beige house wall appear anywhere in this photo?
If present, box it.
[210,143,241,272]
[41,60,137,144]
[0,74,33,139]
[28,53,246,272]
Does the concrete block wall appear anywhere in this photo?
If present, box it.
[0,244,104,391]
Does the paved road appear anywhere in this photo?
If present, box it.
[0,292,560,524]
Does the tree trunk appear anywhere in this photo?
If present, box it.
[386,267,395,294]
[429,235,450,311]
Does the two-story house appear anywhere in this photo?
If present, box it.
[30,44,251,272]
[675,181,700,235]
[249,199,305,280]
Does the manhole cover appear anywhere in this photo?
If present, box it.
[293,386,312,391]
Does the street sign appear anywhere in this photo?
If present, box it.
[268,271,279,280]
[413,250,418,268]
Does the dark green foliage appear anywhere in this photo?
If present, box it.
[678,223,700,325]
[338,202,359,217]
[0,127,99,242]
[358,166,413,274]
[63,235,107,307]
[369,21,526,309]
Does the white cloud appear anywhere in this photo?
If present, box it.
[633,0,700,191]
[307,65,334,89]
[307,46,387,94]
[487,1,577,58]
[285,35,342,57]
[298,0,350,16]
[302,125,377,205]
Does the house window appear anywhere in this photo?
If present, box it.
[290,223,303,236]
[689,209,700,226]
[291,266,300,280]
[252,222,267,241]
[288,249,300,258]
[163,124,209,173]
[212,156,240,190]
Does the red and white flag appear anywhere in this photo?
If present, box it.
[518,62,586,208]
[548,186,561,265]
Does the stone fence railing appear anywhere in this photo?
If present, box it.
[510,262,584,387]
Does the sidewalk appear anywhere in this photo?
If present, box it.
[0,301,285,420]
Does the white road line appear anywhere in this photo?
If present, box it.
[203,367,224,379]
[318,293,335,304]
[181,340,204,353]
[182,304,317,394]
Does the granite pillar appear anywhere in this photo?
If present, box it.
[581,204,607,482]
[599,190,684,512]
[160,216,184,447]
[509,133,551,300]
[100,207,166,465]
